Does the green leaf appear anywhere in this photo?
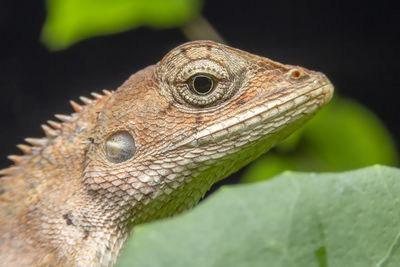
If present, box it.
[41,0,202,50]
[242,97,398,183]
[117,166,400,267]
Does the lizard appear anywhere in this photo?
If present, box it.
[0,40,334,266]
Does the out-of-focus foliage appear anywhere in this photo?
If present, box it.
[118,166,400,267]
[41,0,202,50]
[242,97,398,183]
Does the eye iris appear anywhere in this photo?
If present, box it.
[192,75,213,95]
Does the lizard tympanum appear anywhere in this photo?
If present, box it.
[0,41,333,266]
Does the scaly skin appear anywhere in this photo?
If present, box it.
[0,41,333,266]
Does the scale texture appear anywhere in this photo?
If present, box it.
[0,41,333,266]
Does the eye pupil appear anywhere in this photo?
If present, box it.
[192,75,214,95]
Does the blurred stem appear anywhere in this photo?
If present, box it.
[181,15,226,44]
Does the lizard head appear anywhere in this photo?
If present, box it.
[82,41,334,226]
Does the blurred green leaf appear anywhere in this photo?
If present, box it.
[242,97,398,183]
[41,0,202,50]
[117,166,400,267]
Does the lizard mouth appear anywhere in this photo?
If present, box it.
[168,80,333,152]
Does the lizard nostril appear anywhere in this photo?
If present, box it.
[289,69,303,79]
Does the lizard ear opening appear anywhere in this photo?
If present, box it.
[105,131,136,163]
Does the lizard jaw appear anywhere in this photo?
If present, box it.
[167,81,333,152]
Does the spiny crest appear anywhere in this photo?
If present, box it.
[0,90,113,176]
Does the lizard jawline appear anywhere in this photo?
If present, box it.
[166,82,333,151]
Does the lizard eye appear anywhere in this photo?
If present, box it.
[158,49,247,108]
[187,74,217,95]
[105,131,136,163]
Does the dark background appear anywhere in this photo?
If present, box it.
[0,0,399,172]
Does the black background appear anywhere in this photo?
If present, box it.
[0,0,399,173]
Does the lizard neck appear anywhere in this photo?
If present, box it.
[0,91,130,265]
